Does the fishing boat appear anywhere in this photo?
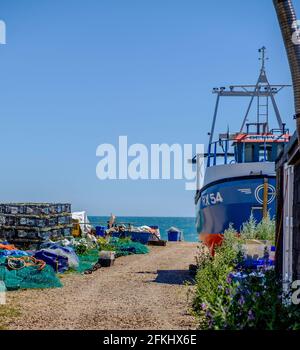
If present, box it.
[195,47,291,253]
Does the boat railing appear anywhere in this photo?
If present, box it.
[206,139,235,167]
[206,129,290,167]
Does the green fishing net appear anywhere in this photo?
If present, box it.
[110,238,149,257]
[76,249,99,273]
[76,240,149,272]
[0,257,62,291]
[0,238,150,288]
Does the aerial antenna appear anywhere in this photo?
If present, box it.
[258,46,269,72]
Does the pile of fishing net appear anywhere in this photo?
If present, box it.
[75,238,149,272]
[0,236,150,284]
[109,238,149,257]
[33,238,99,274]
[76,249,99,273]
[0,256,62,291]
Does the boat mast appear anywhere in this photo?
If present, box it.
[239,47,285,133]
[206,48,290,167]
[209,48,289,136]
[257,47,269,127]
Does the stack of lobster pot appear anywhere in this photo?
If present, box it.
[0,203,72,243]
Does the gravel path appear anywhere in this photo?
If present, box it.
[6,242,199,330]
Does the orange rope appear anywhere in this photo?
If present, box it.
[7,256,46,271]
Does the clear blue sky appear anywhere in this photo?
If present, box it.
[0,0,298,217]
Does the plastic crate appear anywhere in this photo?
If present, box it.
[96,226,106,237]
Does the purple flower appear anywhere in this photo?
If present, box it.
[225,288,230,295]
[226,275,232,284]
[201,303,207,310]
[206,311,212,319]
[248,310,255,321]
[238,295,245,306]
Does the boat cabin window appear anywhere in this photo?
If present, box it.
[244,144,255,162]
[258,144,272,162]
[235,142,284,163]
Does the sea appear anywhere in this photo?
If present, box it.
[88,216,198,242]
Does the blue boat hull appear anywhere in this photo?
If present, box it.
[196,175,276,252]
